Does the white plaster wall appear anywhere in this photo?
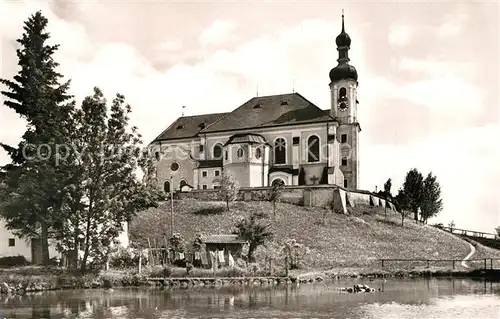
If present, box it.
[0,219,59,262]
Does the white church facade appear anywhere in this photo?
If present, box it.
[150,15,361,192]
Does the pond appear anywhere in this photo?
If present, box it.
[1,278,499,318]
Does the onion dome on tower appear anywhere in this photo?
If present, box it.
[329,12,358,83]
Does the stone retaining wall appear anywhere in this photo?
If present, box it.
[175,185,397,214]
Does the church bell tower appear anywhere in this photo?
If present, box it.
[329,12,360,189]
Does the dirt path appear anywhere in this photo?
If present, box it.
[461,241,476,268]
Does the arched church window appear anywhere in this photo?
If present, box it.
[339,87,347,102]
[163,181,171,193]
[255,147,262,159]
[213,144,223,159]
[237,147,244,158]
[307,135,320,162]
[274,138,286,164]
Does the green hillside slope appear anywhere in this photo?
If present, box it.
[130,199,472,270]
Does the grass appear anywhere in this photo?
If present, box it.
[130,199,474,272]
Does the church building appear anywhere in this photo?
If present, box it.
[150,15,360,192]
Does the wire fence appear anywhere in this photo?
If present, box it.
[378,258,500,270]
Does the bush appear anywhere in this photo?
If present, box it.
[192,206,225,215]
[0,255,30,267]
[149,266,172,278]
[109,247,142,269]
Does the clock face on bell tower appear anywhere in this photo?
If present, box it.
[338,101,348,112]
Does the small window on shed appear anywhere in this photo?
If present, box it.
[176,125,184,130]
[8,238,15,247]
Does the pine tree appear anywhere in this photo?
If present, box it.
[0,11,73,265]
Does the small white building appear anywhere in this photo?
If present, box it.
[0,219,59,263]
[0,218,129,264]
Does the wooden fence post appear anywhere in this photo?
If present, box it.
[426,260,430,268]
[452,260,455,269]
[138,253,142,274]
[484,259,487,270]
[381,260,384,268]
[491,259,493,270]
[285,256,289,277]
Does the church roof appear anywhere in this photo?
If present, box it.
[153,112,228,142]
[151,93,335,143]
[201,93,336,133]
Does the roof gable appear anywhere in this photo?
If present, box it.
[201,93,335,133]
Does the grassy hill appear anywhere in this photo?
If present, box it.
[130,199,481,272]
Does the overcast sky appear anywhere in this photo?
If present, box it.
[1,0,498,232]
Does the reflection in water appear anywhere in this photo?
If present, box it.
[0,278,499,319]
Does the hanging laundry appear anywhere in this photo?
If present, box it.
[218,250,225,264]
[201,251,209,266]
[179,252,185,260]
[210,251,217,269]
[194,251,201,260]
[228,252,235,268]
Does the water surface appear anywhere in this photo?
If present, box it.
[1,278,499,318]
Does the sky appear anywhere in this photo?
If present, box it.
[0,0,499,233]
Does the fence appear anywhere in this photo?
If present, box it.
[379,258,500,270]
[438,226,498,240]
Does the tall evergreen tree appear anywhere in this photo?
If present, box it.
[420,172,443,223]
[0,11,73,265]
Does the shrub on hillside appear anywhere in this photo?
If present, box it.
[192,206,226,215]
[109,247,143,269]
[0,255,30,267]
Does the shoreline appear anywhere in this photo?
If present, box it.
[0,266,496,296]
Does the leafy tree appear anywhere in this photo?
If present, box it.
[55,88,163,271]
[282,238,310,270]
[401,168,424,221]
[448,220,456,232]
[420,172,443,224]
[394,188,411,226]
[0,11,73,265]
[214,170,240,211]
[268,180,284,218]
[169,233,185,253]
[233,212,273,262]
